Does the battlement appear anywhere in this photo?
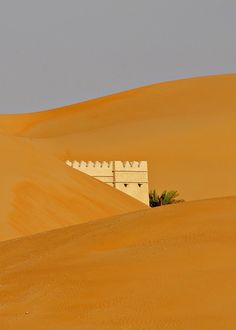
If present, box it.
[66,160,113,168]
[114,161,147,171]
[66,160,114,177]
[66,160,147,170]
[65,160,149,205]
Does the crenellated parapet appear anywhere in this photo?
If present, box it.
[114,161,148,172]
[66,160,147,169]
[66,160,113,168]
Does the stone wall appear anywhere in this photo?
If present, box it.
[65,160,149,205]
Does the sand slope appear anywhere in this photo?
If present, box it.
[0,134,145,242]
[1,196,236,329]
[0,74,235,201]
[0,74,235,238]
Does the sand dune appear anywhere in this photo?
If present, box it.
[1,196,236,329]
[0,134,145,242]
[0,74,235,202]
[0,74,235,240]
[0,74,236,328]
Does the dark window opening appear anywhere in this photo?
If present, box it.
[124,183,128,187]
[138,183,142,187]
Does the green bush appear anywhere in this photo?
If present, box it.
[149,189,184,207]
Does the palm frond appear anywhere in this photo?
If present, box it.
[149,189,184,207]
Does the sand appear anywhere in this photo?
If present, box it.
[0,74,236,203]
[0,134,146,242]
[1,196,236,329]
[0,74,236,328]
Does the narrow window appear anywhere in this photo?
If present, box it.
[124,183,128,187]
[138,183,142,187]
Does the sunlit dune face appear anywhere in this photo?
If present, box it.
[1,197,236,329]
[0,74,235,203]
[0,75,236,328]
[0,135,146,242]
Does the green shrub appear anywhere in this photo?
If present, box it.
[149,189,184,207]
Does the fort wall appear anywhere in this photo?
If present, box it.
[65,160,149,205]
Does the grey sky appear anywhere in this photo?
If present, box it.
[0,0,235,113]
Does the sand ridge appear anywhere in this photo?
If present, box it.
[0,74,235,201]
[0,134,146,242]
[0,74,236,240]
[1,197,236,329]
[0,74,236,328]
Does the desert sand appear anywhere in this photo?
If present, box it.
[1,197,236,329]
[0,74,235,204]
[1,74,236,329]
[0,135,146,242]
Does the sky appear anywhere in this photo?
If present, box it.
[0,0,235,114]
